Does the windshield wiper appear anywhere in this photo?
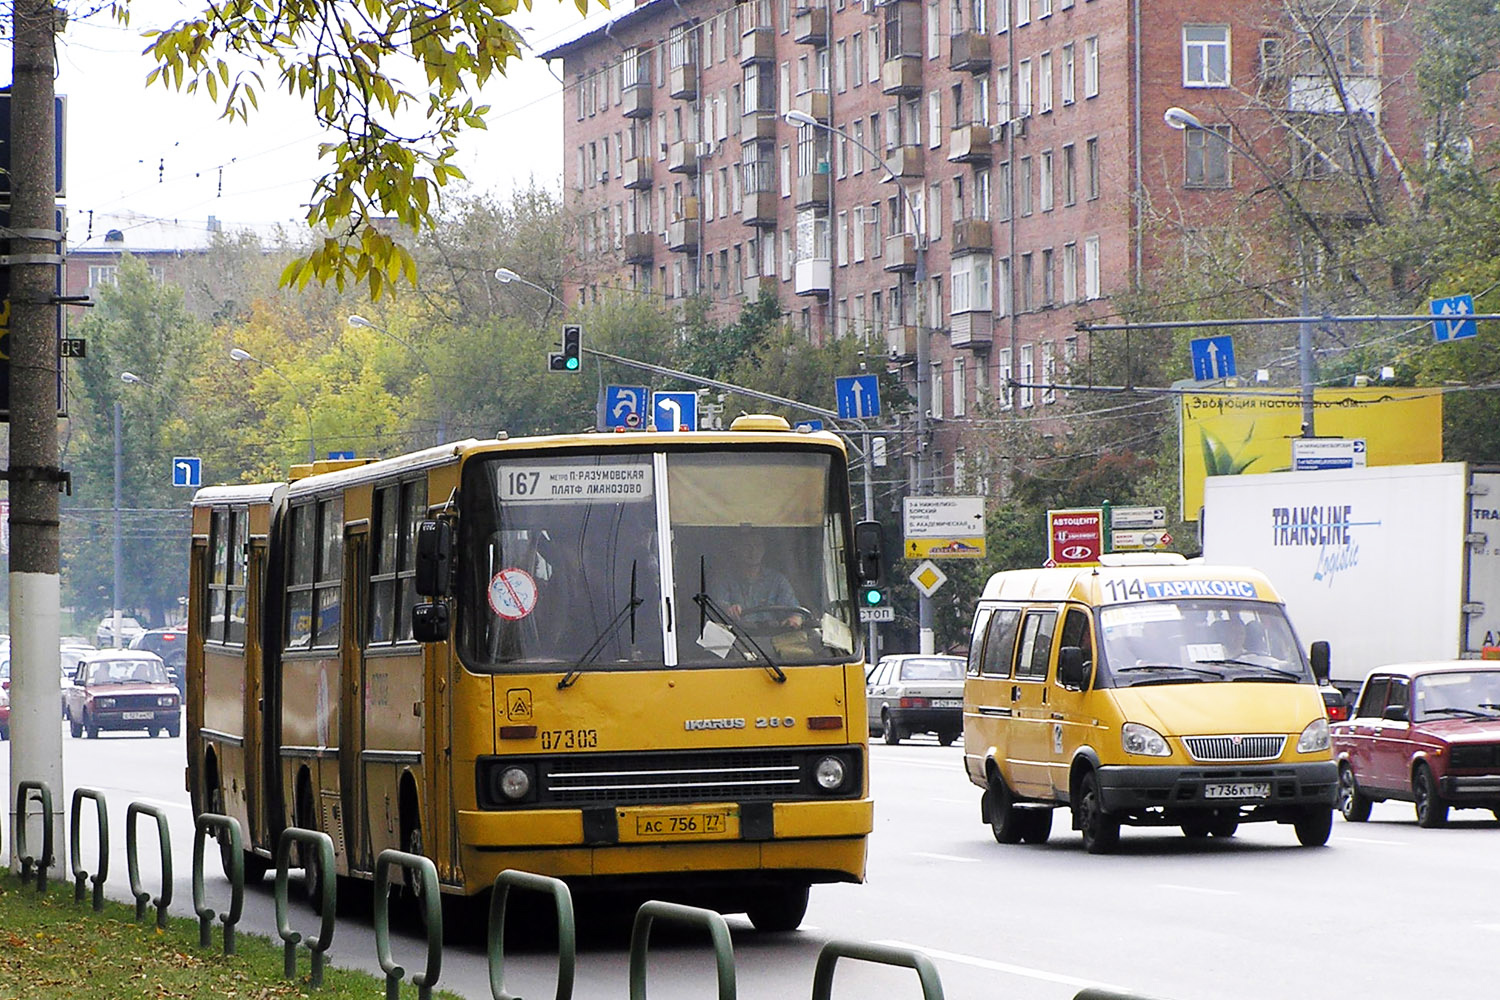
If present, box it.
[1195,660,1304,681]
[1424,706,1496,720]
[695,555,785,683]
[558,562,644,690]
[1116,663,1226,680]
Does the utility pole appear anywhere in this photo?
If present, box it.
[7,0,66,871]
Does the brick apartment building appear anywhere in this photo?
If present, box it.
[542,0,1424,491]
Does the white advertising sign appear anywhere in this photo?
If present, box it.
[903,496,985,538]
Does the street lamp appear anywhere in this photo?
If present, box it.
[110,394,125,647]
[347,315,447,444]
[1164,106,1316,436]
[785,108,936,655]
[494,267,567,323]
[230,347,317,463]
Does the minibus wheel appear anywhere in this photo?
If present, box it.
[1076,771,1120,854]
[986,772,1025,844]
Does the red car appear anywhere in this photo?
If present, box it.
[1332,661,1500,827]
[63,649,180,739]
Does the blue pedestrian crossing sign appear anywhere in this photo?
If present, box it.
[1430,294,1477,342]
[605,385,649,429]
[1190,335,1237,381]
[172,456,202,488]
[652,391,698,431]
[835,374,881,419]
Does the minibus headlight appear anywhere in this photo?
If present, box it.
[814,755,847,791]
[1121,722,1171,757]
[498,766,532,801]
[1297,717,1331,753]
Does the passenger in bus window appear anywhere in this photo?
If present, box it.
[723,532,804,628]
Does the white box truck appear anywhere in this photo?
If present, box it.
[1201,463,1500,696]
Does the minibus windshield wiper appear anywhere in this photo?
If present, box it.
[1115,663,1226,680]
[694,556,786,683]
[1200,660,1304,681]
[558,562,643,690]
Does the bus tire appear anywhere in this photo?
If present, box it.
[746,883,809,932]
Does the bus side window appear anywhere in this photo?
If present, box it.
[980,608,1022,678]
[1058,607,1093,687]
[1015,610,1058,681]
[967,608,993,676]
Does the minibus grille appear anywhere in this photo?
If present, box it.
[1182,734,1285,761]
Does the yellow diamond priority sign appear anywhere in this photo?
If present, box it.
[908,559,949,598]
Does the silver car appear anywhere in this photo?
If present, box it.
[866,654,966,745]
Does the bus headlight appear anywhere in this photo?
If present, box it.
[1297,718,1331,753]
[814,755,847,791]
[498,766,532,801]
[1122,722,1171,757]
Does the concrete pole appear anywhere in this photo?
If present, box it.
[7,0,66,874]
[914,237,934,656]
[113,400,123,647]
[862,430,877,661]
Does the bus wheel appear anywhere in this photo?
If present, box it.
[986,772,1025,844]
[746,883,809,932]
[1076,771,1120,855]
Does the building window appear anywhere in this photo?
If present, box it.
[1038,51,1053,113]
[1042,247,1054,305]
[950,254,992,313]
[1039,149,1054,211]
[1062,143,1076,204]
[1183,25,1230,87]
[998,347,1013,410]
[1292,112,1378,180]
[1086,136,1100,198]
[953,358,967,416]
[1020,344,1034,408]
[1020,252,1033,311]
[88,264,120,288]
[1018,59,1032,116]
[996,256,1010,317]
[931,362,944,420]
[1060,43,1075,104]
[1019,156,1033,215]
[1083,36,1099,97]
[1062,242,1077,303]
[1084,234,1101,299]
[1016,0,1029,27]
[997,159,1012,221]
[1042,340,1057,404]
[1186,125,1232,187]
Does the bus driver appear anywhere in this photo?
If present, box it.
[724,532,804,628]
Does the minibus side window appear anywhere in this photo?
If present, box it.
[1059,607,1093,680]
[980,608,1022,677]
[967,608,994,676]
[1015,610,1058,681]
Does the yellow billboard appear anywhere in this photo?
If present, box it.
[1180,387,1443,520]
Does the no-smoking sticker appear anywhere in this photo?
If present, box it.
[488,568,538,620]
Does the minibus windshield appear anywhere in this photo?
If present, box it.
[1096,600,1312,688]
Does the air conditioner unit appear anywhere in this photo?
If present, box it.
[600,170,611,183]
[990,122,1006,142]
[1015,115,1028,137]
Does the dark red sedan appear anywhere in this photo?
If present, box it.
[1332,662,1500,827]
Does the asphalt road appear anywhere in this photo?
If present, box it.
[6,724,1500,1000]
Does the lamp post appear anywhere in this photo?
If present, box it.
[786,109,935,656]
[1164,106,1316,437]
[110,398,124,647]
[230,348,317,463]
[494,266,567,324]
[348,315,447,444]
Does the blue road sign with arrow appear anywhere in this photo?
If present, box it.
[605,385,649,429]
[1190,335,1237,381]
[172,457,202,488]
[835,374,881,419]
[1430,294,1477,342]
[652,391,697,431]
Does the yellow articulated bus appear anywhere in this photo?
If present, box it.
[186,415,882,930]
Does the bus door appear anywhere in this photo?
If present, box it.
[243,535,268,854]
[342,525,371,871]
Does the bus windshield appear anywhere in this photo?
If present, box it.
[1096,600,1311,687]
[456,448,857,673]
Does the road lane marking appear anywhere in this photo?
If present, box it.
[911,851,982,864]
[934,798,972,804]
[1335,836,1405,846]
[1156,883,1237,896]
[876,940,1136,992]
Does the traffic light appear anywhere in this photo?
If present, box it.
[860,583,886,607]
[546,324,584,372]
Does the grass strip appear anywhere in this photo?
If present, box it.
[0,871,465,999]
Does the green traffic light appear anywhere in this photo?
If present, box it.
[566,357,580,370]
[863,588,883,606]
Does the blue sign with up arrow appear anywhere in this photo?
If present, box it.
[172,456,202,488]
[605,385,649,429]
[1430,294,1477,342]
[1190,335,1237,381]
[835,374,881,419]
[652,391,698,431]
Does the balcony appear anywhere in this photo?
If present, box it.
[950,311,993,349]
[948,123,992,164]
[793,89,830,124]
[623,157,653,190]
[622,81,653,118]
[886,324,919,359]
[881,55,922,95]
[667,217,699,253]
[796,171,831,209]
[950,217,992,256]
[742,189,779,226]
[948,32,991,73]
[794,257,832,296]
[741,110,778,142]
[669,62,697,100]
[740,25,775,64]
[743,275,778,302]
[668,140,700,174]
[793,6,828,45]
[885,145,924,180]
[623,232,655,264]
[884,232,918,271]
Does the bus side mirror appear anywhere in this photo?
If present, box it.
[415,520,453,597]
[854,520,884,585]
[1058,646,1090,691]
[412,602,450,643]
[1309,641,1330,682]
